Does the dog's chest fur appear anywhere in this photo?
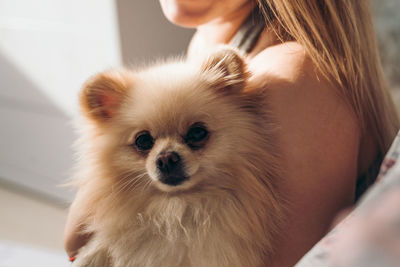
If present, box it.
[77,192,271,267]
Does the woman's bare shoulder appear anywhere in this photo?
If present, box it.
[248,41,360,144]
[248,41,360,192]
[247,41,362,264]
[248,41,316,84]
[248,41,360,156]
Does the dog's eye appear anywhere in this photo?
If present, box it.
[135,131,154,151]
[185,123,209,149]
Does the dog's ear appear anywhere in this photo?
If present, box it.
[79,70,132,122]
[201,48,249,93]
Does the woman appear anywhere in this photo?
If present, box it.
[64,1,399,265]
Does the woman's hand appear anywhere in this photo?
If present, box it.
[64,189,92,259]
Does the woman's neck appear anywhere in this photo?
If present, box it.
[187,2,255,59]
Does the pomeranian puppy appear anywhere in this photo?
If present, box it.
[72,48,284,267]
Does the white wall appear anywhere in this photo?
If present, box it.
[0,0,122,116]
[116,0,194,64]
[0,0,122,204]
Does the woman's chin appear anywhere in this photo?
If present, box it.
[159,0,221,28]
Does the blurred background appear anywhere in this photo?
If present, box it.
[0,0,398,266]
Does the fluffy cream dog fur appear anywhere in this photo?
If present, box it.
[72,48,284,267]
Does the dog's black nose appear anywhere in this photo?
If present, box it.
[156,151,181,174]
[156,152,187,186]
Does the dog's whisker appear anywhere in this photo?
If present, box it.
[113,172,143,194]
[126,175,147,192]
[114,173,136,191]
[141,178,153,193]
[114,171,150,195]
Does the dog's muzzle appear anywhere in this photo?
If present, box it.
[156,151,188,186]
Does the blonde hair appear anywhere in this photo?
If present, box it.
[257,0,399,154]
